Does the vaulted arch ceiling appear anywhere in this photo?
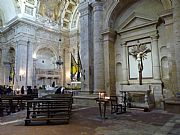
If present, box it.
[0,0,79,30]
[106,0,172,29]
[38,0,79,30]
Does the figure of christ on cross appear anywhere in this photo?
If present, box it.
[129,42,151,85]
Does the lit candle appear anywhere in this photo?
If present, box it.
[101,92,104,99]
[105,96,110,100]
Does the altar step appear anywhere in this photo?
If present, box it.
[73,95,97,107]
[164,98,180,114]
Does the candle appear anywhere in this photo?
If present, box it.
[105,96,110,99]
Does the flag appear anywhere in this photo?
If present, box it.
[71,53,78,81]
[77,51,82,81]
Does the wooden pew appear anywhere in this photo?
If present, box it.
[0,95,33,116]
[25,94,73,125]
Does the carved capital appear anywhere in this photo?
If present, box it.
[150,34,159,41]
[121,41,127,47]
[92,1,103,12]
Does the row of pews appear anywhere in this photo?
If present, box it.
[25,93,73,125]
[0,95,33,116]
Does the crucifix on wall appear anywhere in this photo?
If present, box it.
[129,41,151,85]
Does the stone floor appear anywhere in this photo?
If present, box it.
[0,106,180,135]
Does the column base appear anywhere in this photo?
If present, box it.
[121,81,129,85]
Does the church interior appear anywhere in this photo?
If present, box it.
[0,0,180,134]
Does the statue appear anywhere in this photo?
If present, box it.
[129,42,151,85]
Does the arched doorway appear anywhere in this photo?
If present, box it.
[34,47,62,88]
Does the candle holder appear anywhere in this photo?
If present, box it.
[98,91,105,99]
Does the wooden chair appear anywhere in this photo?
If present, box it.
[110,96,123,114]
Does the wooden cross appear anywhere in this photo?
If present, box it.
[129,42,151,85]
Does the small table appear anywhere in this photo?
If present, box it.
[95,98,109,119]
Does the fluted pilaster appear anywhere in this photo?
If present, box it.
[122,42,128,84]
[151,34,161,80]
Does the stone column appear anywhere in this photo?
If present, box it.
[151,34,161,80]
[15,40,31,89]
[122,42,128,84]
[102,29,116,96]
[92,1,104,91]
[1,47,9,85]
[173,0,180,89]
[79,2,94,92]
[27,40,33,87]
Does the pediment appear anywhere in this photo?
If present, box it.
[119,12,154,30]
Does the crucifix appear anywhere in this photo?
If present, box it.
[129,42,151,85]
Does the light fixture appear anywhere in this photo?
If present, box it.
[56,56,63,66]
[19,69,25,81]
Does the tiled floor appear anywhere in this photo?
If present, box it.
[0,106,179,135]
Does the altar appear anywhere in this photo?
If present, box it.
[120,84,155,111]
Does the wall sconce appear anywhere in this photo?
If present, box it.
[19,70,25,81]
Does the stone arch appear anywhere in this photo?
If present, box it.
[160,46,168,57]
[34,46,58,70]
[103,1,119,30]
[103,0,171,31]
[70,6,80,30]
[33,45,58,60]
[103,0,139,30]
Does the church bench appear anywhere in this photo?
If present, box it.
[0,95,34,116]
[25,94,73,125]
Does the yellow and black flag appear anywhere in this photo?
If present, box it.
[71,53,78,81]
[77,51,82,81]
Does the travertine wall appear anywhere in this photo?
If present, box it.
[173,0,180,90]
[0,21,63,89]
[79,0,179,107]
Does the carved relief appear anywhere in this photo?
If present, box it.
[25,5,33,15]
